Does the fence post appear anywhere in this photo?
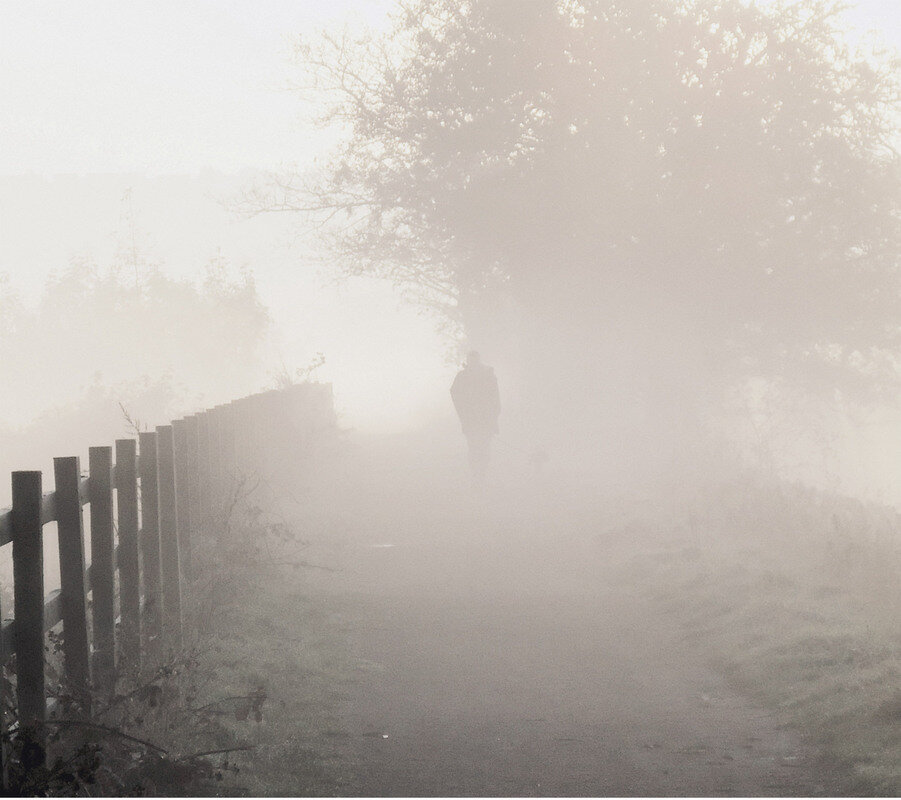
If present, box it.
[53,457,92,713]
[139,431,163,661]
[231,399,245,479]
[249,393,266,480]
[221,403,237,511]
[208,407,223,532]
[0,588,4,794]
[11,470,45,761]
[261,391,278,479]
[88,446,116,690]
[243,396,257,478]
[156,425,182,651]
[276,388,293,469]
[115,439,141,671]
[186,415,201,569]
[197,412,212,534]
[173,418,193,589]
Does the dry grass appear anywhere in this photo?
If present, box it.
[622,477,901,795]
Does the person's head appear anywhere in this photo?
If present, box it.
[465,350,482,367]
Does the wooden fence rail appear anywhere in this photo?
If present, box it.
[0,382,335,784]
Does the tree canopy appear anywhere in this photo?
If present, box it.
[262,0,900,447]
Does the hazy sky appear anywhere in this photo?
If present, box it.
[0,0,458,432]
[1,0,395,176]
[1,0,898,433]
[1,0,897,176]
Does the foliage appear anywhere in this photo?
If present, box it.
[255,0,900,431]
[271,352,327,390]
[0,463,310,796]
[2,639,261,796]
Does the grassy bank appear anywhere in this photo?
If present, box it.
[619,478,901,795]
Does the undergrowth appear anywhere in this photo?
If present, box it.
[1,475,311,796]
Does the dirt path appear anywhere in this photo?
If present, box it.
[288,484,838,796]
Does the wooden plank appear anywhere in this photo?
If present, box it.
[260,391,279,478]
[276,388,293,465]
[12,470,46,752]
[156,425,182,650]
[208,406,223,531]
[115,439,141,671]
[0,509,10,547]
[236,397,249,473]
[2,476,89,546]
[233,397,248,479]
[43,589,63,630]
[230,399,245,480]
[88,446,116,689]
[139,431,163,661]
[85,541,121,596]
[248,393,264,479]
[173,419,193,588]
[182,416,200,582]
[0,556,5,791]
[0,620,12,664]
[53,456,92,712]
[220,403,237,502]
[0,546,122,664]
[40,491,57,525]
[197,411,212,533]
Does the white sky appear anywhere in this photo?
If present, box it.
[0,0,395,175]
[0,0,898,433]
[1,0,897,176]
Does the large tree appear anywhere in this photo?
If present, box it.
[256,0,900,454]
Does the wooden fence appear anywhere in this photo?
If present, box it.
[0,382,334,781]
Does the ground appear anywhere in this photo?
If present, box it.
[210,431,900,796]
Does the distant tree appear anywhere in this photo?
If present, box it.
[255,0,900,448]
[0,256,270,427]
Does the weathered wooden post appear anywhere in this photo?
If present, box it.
[156,425,182,650]
[0,586,5,793]
[232,398,247,479]
[185,414,202,554]
[277,387,295,467]
[88,446,116,689]
[268,390,283,473]
[139,431,163,661]
[173,418,193,588]
[245,394,262,479]
[258,392,274,480]
[115,439,141,670]
[221,403,238,503]
[0,602,5,794]
[208,406,224,532]
[11,470,46,761]
[53,456,92,712]
[197,411,212,533]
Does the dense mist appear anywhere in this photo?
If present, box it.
[1,0,899,795]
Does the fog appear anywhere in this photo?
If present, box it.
[1,0,900,795]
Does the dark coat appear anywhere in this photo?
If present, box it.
[451,364,500,436]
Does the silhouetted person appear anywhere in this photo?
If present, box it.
[451,351,500,488]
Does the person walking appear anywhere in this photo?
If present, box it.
[450,351,500,488]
